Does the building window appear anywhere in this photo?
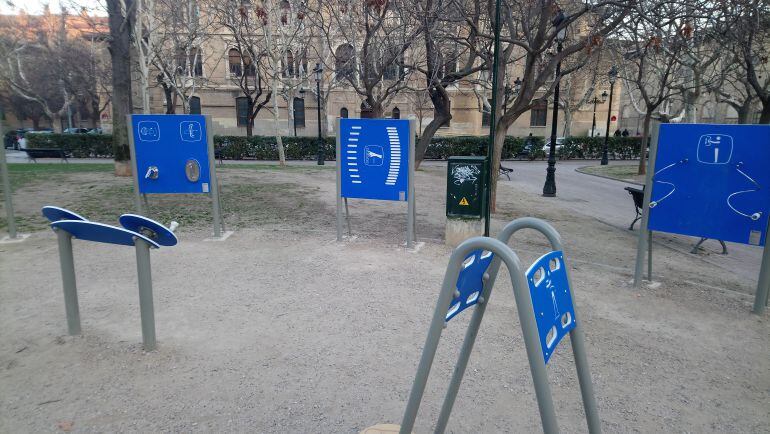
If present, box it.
[481,98,492,126]
[177,48,203,77]
[236,97,249,126]
[340,107,349,118]
[293,97,305,128]
[335,44,355,83]
[189,96,201,114]
[752,110,762,124]
[284,50,295,78]
[437,100,450,128]
[530,100,547,127]
[392,107,400,119]
[228,49,242,77]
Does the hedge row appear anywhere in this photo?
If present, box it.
[27,132,643,160]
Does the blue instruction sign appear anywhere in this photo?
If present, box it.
[339,118,410,201]
[649,124,770,246]
[129,114,211,194]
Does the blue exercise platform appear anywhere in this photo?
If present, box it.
[43,205,177,350]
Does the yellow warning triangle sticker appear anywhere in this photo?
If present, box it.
[459,197,469,206]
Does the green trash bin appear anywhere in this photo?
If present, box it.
[446,156,486,219]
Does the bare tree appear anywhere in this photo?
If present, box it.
[310,0,422,118]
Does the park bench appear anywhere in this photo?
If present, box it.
[498,165,514,180]
[25,148,69,163]
[624,185,727,254]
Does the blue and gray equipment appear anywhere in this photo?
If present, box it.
[400,218,600,434]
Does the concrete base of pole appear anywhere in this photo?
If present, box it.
[445,218,484,247]
[0,233,30,244]
[360,424,408,434]
[203,230,234,242]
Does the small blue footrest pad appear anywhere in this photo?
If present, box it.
[446,249,494,321]
[526,250,576,364]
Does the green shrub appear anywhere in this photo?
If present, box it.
[26,133,114,158]
[24,132,643,160]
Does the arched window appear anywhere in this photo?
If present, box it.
[189,96,201,114]
[228,49,242,77]
[285,50,295,78]
[392,107,400,119]
[335,44,355,83]
[340,107,349,118]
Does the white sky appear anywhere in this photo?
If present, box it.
[0,0,106,16]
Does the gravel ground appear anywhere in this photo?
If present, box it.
[1,164,768,433]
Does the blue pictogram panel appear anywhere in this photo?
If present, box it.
[339,118,410,201]
[526,250,576,364]
[51,220,159,248]
[446,249,494,321]
[130,114,211,194]
[649,124,770,246]
[42,206,87,223]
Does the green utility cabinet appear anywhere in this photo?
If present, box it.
[446,156,486,219]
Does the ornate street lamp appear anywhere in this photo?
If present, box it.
[601,66,618,165]
[313,63,324,165]
[590,90,608,137]
[542,10,566,198]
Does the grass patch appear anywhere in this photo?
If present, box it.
[5,163,114,189]
[578,164,644,183]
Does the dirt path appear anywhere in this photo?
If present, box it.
[1,164,768,433]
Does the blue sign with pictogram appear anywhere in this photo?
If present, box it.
[339,118,410,201]
[648,124,770,246]
[129,114,211,194]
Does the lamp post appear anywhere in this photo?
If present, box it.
[601,66,618,166]
[313,63,324,165]
[590,90,608,137]
[542,10,566,198]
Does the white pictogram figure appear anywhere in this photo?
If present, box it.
[180,121,202,142]
[547,278,560,320]
[137,121,160,141]
[364,145,384,166]
[650,134,762,221]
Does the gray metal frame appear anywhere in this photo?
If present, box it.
[52,226,164,351]
[336,118,416,247]
[633,125,770,313]
[127,115,223,238]
[400,218,600,434]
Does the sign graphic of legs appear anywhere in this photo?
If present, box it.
[648,125,770,246]
[180,121,202,142]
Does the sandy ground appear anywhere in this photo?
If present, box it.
[1,165,769,433]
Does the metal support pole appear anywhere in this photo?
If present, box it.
[634,123,661,287]
[55,229,81,335]
[753,218,770,314]
[316,66,325,166]
[134,238,156,351]
[206,115,222,238]
[483,0,504,237]
[543,40,563,198]
[344,198,351,237]
[336,118,344,242]
[0,120,17,239]
[407,119,415,248]
[647,230,653,282]
[126,115,144,215]
[601,81,615,165]
[434,262,500,433]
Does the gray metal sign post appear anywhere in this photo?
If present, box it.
[400,217,600,434]
[335,118,416,247]
[54,227,81,335]
[205,115,224,238]
[134,236,157,349]
[753,219,770,313]
[633,124,660,287]
[0,120,18,239]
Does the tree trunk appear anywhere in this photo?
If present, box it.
[637,112,652,176]
[415,89,450,168]
[759,101,770,124]
[489,121,507,213]
[52,113,63,133]
[737,101,752,124]
[562,109,573,137]
[271,76,286,166]
[32,117,40,130]
[107,0,134,175]
[163,85,175,114]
